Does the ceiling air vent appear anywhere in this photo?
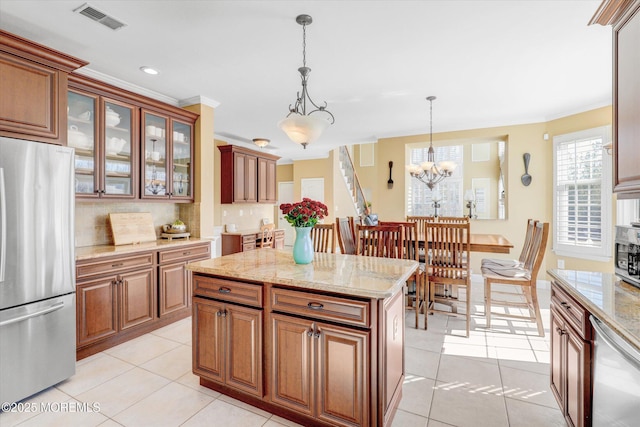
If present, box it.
[73,3,127,31]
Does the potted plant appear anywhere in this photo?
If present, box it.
[279,198,328,264]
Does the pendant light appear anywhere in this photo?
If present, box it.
[278,14,335,149]
[406,96,456,189]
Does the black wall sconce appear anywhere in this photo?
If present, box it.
[388,161,394,189]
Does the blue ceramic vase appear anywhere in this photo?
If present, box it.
[293,226,314,264]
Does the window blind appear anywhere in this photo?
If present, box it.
[553,126,611,260]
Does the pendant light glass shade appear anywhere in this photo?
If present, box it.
[278,113,331,149]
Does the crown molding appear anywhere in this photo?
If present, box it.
[179,95,220,109]
[73,67,180,106]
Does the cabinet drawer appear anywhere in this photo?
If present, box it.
[77,252,155,280]
[159,243,211,264]
[551,282,590,340]
[193,275,263,308]
[270,288,370,328]
[243,234,258,244]
[243,242,256,251]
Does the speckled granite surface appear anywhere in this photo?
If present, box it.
[187,249,418,299]
[75,238,211,261]
[548,269,640,350]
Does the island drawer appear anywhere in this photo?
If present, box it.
[159,243,211,264]
[77,252,155,279]
[193,275,263,308]
[270,287,370,328]
[551,281,590,340]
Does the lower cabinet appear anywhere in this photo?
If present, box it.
[193,297,263,396]
[75,241,211,359]
[270,313,369,427]
[76,261,155,348]
[550,282,592,427]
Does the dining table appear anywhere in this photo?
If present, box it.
[418,232,513,254]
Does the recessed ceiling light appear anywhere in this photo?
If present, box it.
[139,66,159,75]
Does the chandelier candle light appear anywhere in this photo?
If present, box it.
[279,14,335,149]
[406,96,456,189]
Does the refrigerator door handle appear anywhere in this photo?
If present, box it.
[0,301,65,327]
[0,167,5,283]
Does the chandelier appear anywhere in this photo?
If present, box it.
[406,96,456,189]
[278,14,334,149]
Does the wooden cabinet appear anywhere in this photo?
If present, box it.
[0,30,87,144]
[192,275,264,397]
[68,73,197,202]
[76,256,155,348]
[258,157,277,203]
[613,2,640,196]
[221,229,285,255]
[142,110,194,200]
[68,88,138,198]
[157,242,211,317]
[76,241,210,359]
[218,145,280,204]
[270,313,369,427]
[550,282,592,427]
[591,1,640,196]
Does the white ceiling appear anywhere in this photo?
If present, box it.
[0,1,611,163]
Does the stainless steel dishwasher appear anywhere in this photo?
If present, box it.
[590,316,640,426]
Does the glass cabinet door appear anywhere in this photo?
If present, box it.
[171,120,192,198]
[68,90,98,196]
[143,111,168,197]
[103,99,135,197]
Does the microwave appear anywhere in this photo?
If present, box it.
[615,225,640,288]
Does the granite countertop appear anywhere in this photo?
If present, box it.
[76,238,211,261]
[548,269,640,350]
[186,249,418,299]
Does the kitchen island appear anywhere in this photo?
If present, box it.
[186,249,418,427]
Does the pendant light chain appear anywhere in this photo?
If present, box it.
[302,21,307,68]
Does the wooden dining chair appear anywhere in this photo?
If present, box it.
[481,219,536,269]
[380,221,424,327]
[336,217,357,255]
[481,221,549,336]
[258,223,275,248]
[311,223,336,253]
[406,216,436,263]
[425,221,472,337]
[355,224,403,259]
[436,216,470,224]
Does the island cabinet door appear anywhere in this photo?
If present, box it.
[270,313,314,416]
[225,304,263,397]
[76,276,118,347]
[193,297,225,383]
[315,322,369,427]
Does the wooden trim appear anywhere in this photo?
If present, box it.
[69,73,199,122]
[217,143,281,161]
[589,0,638,26]
[0,29,88,71]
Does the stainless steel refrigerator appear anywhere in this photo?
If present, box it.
[0,136,76,404]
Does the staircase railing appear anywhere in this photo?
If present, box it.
[338,146,368,215]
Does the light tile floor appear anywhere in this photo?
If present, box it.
[1,278,565,427]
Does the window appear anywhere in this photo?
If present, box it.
[553,126,612,261]
[407,145,464,216]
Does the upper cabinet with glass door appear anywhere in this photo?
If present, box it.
[68,89,137,199]
[142,110,193,200]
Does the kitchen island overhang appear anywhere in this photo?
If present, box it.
[187,249,418,427]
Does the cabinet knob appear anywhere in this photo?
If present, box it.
[307,302,324,310]
[560,301,571,310]
[221,310,227,318]
[112,262,124,268]
[313,331,321,339]
[306,330,314,337]
[555,326,565,335]
[216,310,222,317]
[218,287,231,294]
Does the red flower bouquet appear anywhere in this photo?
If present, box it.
[279,198,329,228]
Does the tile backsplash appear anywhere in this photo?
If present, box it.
[75,202,179,247]
[221,204,276,231]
